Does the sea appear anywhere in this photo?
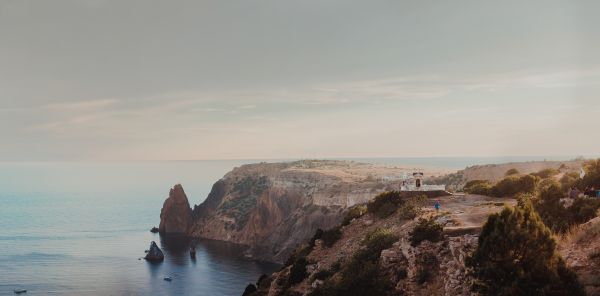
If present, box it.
[0,156,580,295]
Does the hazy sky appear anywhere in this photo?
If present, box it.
[1,0,599,161]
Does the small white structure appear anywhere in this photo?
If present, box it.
[400,172,445,191]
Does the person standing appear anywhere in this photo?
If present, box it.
[434,200,441,212]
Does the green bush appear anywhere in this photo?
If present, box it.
[409,217,443,246]
[398,195,427,220]
[321,227,342,248]
[367,191,403,218]
[285,244,312,266]
[465,175,539,197]
[533,184,600,233]
[559,171,580,192]
[463,180,493,195]
[308,229,399,296]
[505,168,519,176]
[491,175,539,197]
[288,257,308,285]
[313,269,334,280]
[530,168,560,179]
[309,229,324,248]
[467,201,584,296]
[581,158,600,189]
[569,197,600,225]
[342,205,367,226]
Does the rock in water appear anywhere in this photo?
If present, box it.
[150,227,159,233]
[144,241,164,261]
[159,184,192,234]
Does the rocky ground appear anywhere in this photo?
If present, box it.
[255,194,514,296]
[559,217,600,296]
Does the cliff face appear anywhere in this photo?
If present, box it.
[159,184,193,234]
[185,160,450,263]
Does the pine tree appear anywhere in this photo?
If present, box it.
[467,201,584,296]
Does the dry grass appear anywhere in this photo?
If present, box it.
[558,217,600,245]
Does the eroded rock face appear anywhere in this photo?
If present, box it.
[159,184,192,234]
[144,241,164,261]
[164,160,452,263]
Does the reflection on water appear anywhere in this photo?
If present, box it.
[0,161,281,296]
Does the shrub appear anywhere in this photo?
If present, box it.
[309,229,324,248]
[285,244,312,266]
[534,184,600,233]
[342,205,367,226]
[581,158,600,189]
[398,195,427,220]
[409,217,443,246]
[559,171,580,192]
[463,180,493,195]
[505,168,519,176]
[467,201,584,296]
[309,228,398,296]
[367,191,403,218]
[534,184,571,233]
[321,227,342,248]
[569,197,600,225]
[531,168,560,179]
[288,257,308,285]
[491,175,539,197]
[313,269,333,280]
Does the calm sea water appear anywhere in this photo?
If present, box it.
[0,157,579,295]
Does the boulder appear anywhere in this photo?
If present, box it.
[159,184,193,234]
[144,241,164,261]
[150,227,159,233]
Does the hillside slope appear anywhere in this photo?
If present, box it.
[248,194,514,296]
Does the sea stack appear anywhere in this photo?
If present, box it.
[159,184,193,235]
[144,241,164,261]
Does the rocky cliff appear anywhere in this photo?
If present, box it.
[159,184,193,234]
[248,194,514,296]
[161,160,450,263]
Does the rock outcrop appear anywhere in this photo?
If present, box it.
[249,194,512,296]
[159,184,192,234]
[160,160,450,263]
[186,160,450,263]
[144,241,164,261]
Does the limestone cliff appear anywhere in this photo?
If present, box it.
[186,160,450,263]
[159,184,193,234]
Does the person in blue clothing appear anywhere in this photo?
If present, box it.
[434,200,441,212]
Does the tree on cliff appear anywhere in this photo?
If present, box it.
[467,201,584,296]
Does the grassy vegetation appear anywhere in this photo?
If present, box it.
[398,195,427,220]
[467,201,584,296]
[309,228,399,296]
[533,183,600,233]
[367,191,404,218]
[464,175,539,197]
[288,257,308,285]
[220,176,270,229]
[363,191,428,220]
[409,217,444,246]
[341,205,367,226]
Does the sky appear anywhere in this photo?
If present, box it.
[1,0,599,161]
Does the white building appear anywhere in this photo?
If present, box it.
[400,172,446,191]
